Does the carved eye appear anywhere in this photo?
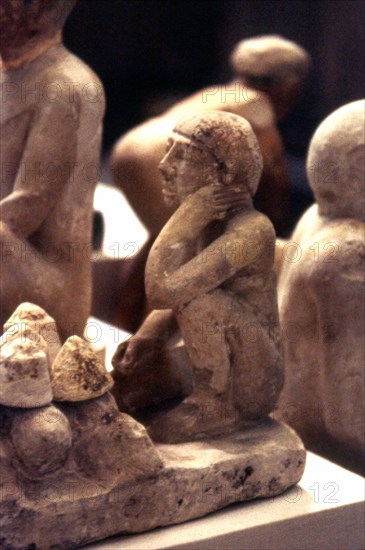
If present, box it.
[174,144,185,160]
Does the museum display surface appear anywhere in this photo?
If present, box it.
[0,1,364,549]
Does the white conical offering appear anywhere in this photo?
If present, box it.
[51,336,113,401]
[0,335,52,408]
[4,302,62,365]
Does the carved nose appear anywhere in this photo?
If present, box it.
[159,160,175,180]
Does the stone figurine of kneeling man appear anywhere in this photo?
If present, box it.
[113,111,284,443]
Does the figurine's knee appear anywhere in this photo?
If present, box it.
[231,329,284,418]
[0,222,23,265]
[0,221,14,243]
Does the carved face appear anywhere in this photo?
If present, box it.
[159,134,218,207]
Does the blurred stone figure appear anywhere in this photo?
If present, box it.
[0,0,105,340]
[276,100,365,474]
[99,35,310,332]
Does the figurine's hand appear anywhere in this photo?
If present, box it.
[111,335,166,412]
[194,183,249,220]
[113,334,164,372]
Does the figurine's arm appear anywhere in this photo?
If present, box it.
[111,309,179,412]
[0,100,79,239]
[113,308,177,368]
[146,185,258,309]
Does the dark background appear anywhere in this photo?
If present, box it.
[64,0,364,157]
[63,0,364,222]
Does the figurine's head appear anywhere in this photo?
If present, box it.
[307,99,365,222]
[159,111,263,207]
[230,35,311,121]
[0,0,77,63]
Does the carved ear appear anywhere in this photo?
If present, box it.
[221,161,236,185]
[222,173,234,185]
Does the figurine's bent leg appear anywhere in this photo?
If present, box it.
[226,316,284,419]
[147,290,284,442]
[0,224,87,339]
[146,292,243,442]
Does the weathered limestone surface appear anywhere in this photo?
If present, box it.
[0,418,305,550]
[0,335,52,408]
[10,404,72,477]
[276,99,365,475]
[1,323,50,361]
[61,393,164,485]
[51,336,114,402]
[4,302,62,364]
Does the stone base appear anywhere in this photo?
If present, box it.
[83,452,365,550]
[0,419,305,550]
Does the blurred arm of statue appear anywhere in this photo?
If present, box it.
[112,111,284,443]
[276,100,365,475]
[0,0,105,341]
[93,35,310,332]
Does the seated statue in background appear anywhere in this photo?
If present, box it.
[276,99,365,475]
[0,0,105,341]
[113,111,284,443]
[95,35,310,332]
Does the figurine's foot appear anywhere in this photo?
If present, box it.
[146,393,248,443]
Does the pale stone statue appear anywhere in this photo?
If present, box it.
[0,117,305,549]
[113,111,284,443]
[93,35,310,332]
[0,0,105,340]
[276,99,365,474]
